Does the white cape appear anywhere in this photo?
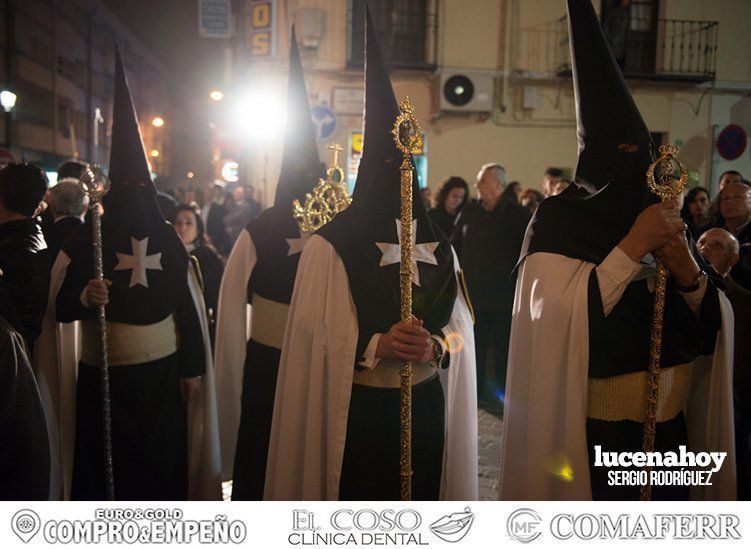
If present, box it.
[213,229,256,479]
[264,234,478,500]
[33,252,222,500]
[499,252,736,500]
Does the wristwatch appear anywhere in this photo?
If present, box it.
[430,336,449,369]
[677,270,707,293]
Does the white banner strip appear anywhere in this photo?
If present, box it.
[2,501,750,548]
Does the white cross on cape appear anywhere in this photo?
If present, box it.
[114,236,163,288]
[375,219,439,286]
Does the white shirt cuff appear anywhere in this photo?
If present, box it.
[596,246,643,316]
[358,333,382,369]
[678,275,707,317]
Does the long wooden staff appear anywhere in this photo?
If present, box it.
[79,165,115,500]
[392,98,423,501]
[640,144,688,501]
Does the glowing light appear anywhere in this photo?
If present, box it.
[150,149,160,157]
[493,389,506,405]
[220,161,239,183]
[151,116,165,127]
[444,331,465,354]
[209,90,224,101]
[546,453,575,483]
[186,171,194,179]
[232,89,285,140]
[0,90,17,112]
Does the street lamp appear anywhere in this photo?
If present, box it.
[1,90,17,149]
[0,90,17,112]
[152,116,165,127]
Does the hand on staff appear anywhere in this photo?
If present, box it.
[179,377,202,403]
[84,279,111,307]
[654,231,701,288]
[618,200,686,263]
[376,316,433,364]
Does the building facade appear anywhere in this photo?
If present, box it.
[227,0,751,204]
[0,0,172,179]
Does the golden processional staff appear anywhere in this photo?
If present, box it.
[392,98,423,501]
[78,164,115,501]
[640,144,688,501]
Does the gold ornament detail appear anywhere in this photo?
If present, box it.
[292,142,351,233]
[393,97,422,502]
[640,143,688,502]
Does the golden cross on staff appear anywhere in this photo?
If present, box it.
[292,142,351,233]
[392,97,423,501]
[640,144,688,501]
[78,164,115,500]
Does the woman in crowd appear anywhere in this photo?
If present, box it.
[681,186,712,240]
[501,181,522,204]
[428,176,469,238]
[172,204,224,348]
[519,188,545,214]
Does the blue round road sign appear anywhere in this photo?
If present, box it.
[311,104,337,141]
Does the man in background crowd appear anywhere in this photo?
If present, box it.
[542,167,564,197]
[224,185,261,245]
[453,163,531,399]
[45,181,88,262]
[719,181,751,290]
[697,227,751,499]
[0,163,50,352]
[201,181,231,255]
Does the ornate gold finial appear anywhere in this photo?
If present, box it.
[646,143,688,201]
[392,98,422,156]
[292,142,351,233]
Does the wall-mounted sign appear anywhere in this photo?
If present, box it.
[347,131,427,191]
[199,0,232,38]
[333,87,365,115]
[716,124,747,161]
[249,0,276,58]
[311,104,337,141]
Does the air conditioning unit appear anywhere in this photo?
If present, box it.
[437,69,496,114]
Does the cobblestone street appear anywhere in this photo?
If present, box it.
[477,399,503,500]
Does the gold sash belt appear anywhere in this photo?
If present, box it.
[81,315,178,366]
[250,293,290,350]
[587,363,692,423]
[353,358,438,388]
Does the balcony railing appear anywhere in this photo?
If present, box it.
[520,15,718,83]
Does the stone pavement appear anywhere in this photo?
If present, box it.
[477,397,503,500]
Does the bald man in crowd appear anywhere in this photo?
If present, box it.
[698,227,751,499]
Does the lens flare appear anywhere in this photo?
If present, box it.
[546,453,575,483]
[444,331,465,353]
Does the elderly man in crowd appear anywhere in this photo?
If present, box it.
[719,181,751,290]
[452,163,531,399]
[44,181,88,262]
[698,227,751,499]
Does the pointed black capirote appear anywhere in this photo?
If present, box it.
[518,0,658,265]
[568,0,652,193]
[273,25,321,208]
[317,5,456,359]
[106,44,166,231]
